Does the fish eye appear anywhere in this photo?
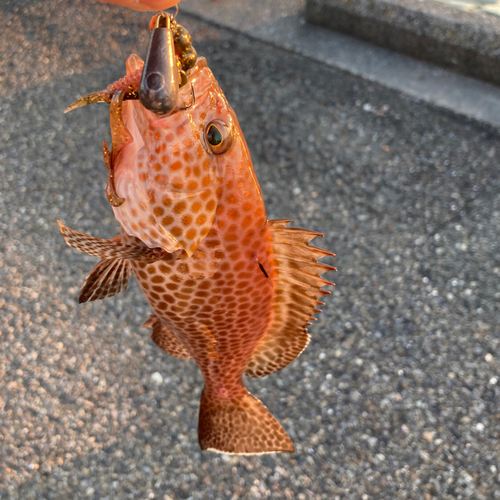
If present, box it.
[204,120,233,155]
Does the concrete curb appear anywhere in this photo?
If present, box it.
[306,0,500,86]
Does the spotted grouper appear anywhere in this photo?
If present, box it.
[59,17,335,454]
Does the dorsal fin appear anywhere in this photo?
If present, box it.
[143,315,191,359]
[245,220,335,378]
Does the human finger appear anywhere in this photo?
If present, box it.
[95,0,180,11]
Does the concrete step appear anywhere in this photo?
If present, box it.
[306,0,500,86]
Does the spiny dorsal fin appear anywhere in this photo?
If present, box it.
[245,220,335,378]
[79,256,132,303]
[143,315,191,359]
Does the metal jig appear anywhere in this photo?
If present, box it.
[139,13,179,115]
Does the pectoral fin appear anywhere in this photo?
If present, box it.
[58,221,169,261]
[79,257,132,303]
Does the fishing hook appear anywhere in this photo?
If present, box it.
[179,83,196,111]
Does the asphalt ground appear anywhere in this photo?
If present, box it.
[0,0,499,498]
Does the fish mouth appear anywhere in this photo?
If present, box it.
[150,57,210,122]
[64,56,209,119]
[66,14,199,116]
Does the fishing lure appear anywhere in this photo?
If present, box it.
[60,13,335,454]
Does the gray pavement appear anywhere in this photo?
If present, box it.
[181,0,500,129]
[1,0,499,499]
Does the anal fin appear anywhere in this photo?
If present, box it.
[143,315,191,359]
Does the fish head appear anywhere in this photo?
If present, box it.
[113,55,240,256]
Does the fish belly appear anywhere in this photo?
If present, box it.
[127,216,275,386]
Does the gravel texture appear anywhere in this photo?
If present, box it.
[1,0,499,498]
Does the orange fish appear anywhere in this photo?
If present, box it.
[60,25,335,454]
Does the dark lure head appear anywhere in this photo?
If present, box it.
[139,12,197,116]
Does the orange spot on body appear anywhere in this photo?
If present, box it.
[171,226,182,237]
[155,174,168,185]
[228,209,239,220]
[159,264,172,273]
[162,216,174,226]
[181,214,193,226]
[229,252,240,261]
[196,214,207,225]
[172,177,184,189]
[226,194,238,205]
[174,201,187,214]
[205,239,220,248]
[242,215,253,228]
[224,232,237,242]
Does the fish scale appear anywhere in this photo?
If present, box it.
[60,41,335,454]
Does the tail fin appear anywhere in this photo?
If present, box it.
[198,387,294,454]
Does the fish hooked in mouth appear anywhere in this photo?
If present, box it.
[60,13,336,455]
